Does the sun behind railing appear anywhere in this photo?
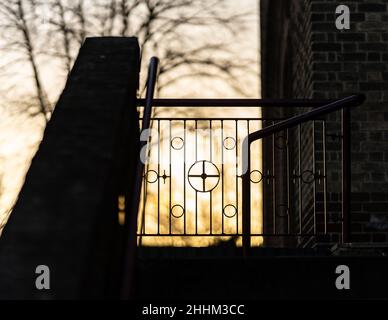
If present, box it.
[137,104,263,247]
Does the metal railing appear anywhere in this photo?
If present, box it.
[241,94,365,256]
[121,57,365,298]
[121,57,159,300]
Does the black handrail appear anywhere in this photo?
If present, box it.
[137,98,335,108]
[241,94,365,257]
[121,57,159,300]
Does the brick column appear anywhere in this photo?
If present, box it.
[0,37,140,299]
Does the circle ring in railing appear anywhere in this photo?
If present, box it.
[145,170,159,184]
[188,160,220,193]
[171,205,185,219]
[171,137,185,150]
[223,137,237,150]
[223,204,237,218]
[277,204,290,218]
[301,170,315,184]
[274,134,288,150]
[250,170,263,184]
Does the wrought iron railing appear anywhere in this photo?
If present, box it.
[137,111,264,245]
[138,99,353,244]
[121,57,365,298]
[241,95,365,256]
[135,86,364,253]
[129,58,366,250]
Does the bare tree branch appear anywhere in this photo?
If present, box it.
[48,0,73,73]
[0,0,50,121]
[1,0,256,114]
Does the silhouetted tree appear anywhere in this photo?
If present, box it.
[49,0,73,73]
[1,0,255,120]
[0,0,50,121]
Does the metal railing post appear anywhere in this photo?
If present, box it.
[121,57,159,300]
[342,107,351,244]
[242,137,251,257]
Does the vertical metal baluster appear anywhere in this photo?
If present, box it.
[342,108,351,243]
[157,120,160,235]
[137,118,144,245]
[247,120,250,237]
[260,119,264,236]
[235,120,239,235]
[210,120,213,162]
[272,121,276,235]
[184,120,187,235]
[169,120,172,235]
[139,117,148,241]
[195,120,198,235]
[299,124,302,235]
[242,119,251,255]
[195,120,198,161]
[195,192,198,235]
[323,121,328,235]
[142,167,147,235]
[286,128,291,234]
[221,120,225,235]
[313,121,317,236]
[209,120,213,235]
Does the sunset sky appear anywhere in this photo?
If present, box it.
[0,0,260,235]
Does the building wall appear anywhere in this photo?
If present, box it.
[261,0,388,246]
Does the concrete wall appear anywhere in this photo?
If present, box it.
[0,37,140,299]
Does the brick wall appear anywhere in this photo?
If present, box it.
[261,0,388,246]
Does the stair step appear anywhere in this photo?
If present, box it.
[135,255,388,300]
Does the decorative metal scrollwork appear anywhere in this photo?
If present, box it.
[171,137,185,150]
[292,169,326,184]
[145,170,159,184]
[171,205,185,218]
[161,170,169,184]
[223,137,236,150]
[301,170,315,184]
[144,169,170,184]
[250,170,263,184]
[188,160,220,193]
[223,204,237,218]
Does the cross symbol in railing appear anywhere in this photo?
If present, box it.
[188,160,220,193]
